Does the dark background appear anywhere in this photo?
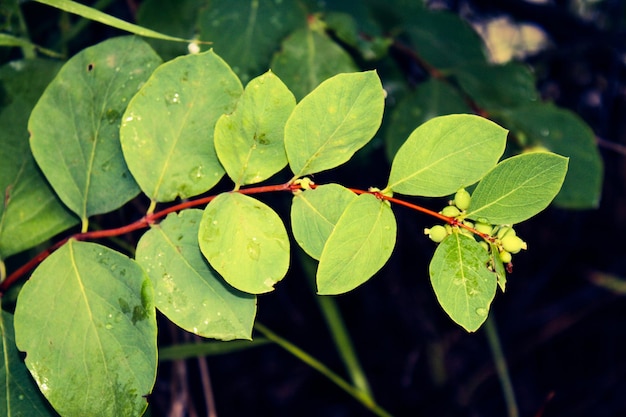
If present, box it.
[6,0,626,416]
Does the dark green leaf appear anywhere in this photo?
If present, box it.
[466,152,568,224]
[387,114,508,196]
[429,233,496,332]
[215,71,295,187]
[452,62,538,110]
[271,27,359,100]
[405,10,486,71]
[285,71,385,178]
[29,37,162,226]
[496,103,602,209]
[136,209,256,340]
[0,59,77,259]
[198,193,290,294]
[14,240,157,417]
[198,0,306,83]
[0,311,57,417]
[291,184,357,260]
[121,49,242,202]
[317,194,396,295]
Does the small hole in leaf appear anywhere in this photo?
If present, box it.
[87,63,94,72]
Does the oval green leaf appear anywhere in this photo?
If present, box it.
[215,71,295,187]
[0,59,77,259]
[28,36,161,225]
[466,152,569,225]
[198,193,290,294]
[0,311,55,417]
[136,209,257,340]
[290,184,357,260]
[121,49,242,202]
[285,71,385,178]
[271,27,359,100]
[317,193,396,295]
[387,114,508,197]
[13,240,157,417]
[429,233,497,332]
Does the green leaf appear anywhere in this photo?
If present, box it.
[429,233,496,332]
[136,209,256,340]
[0,59,78,259]
[29,36,161,226]
[405,10,486,71]
[136,0,199,61]
[291,184,357,260]
[317,193,396,295]
[271,27,359,100]
[387,114,508,196]
[452,62,538,110]
[34,0,196,43]
[496,103,603,209]
[198,193,290,294]
[13,240,157,417]
[0,311,56,417]
[0,34,62,58]
[285,71,385,178]
[198,0,306,83]
[121,49,242,202]
[215,71,295,187]
[385,79,471,161]
[466,152,569,224]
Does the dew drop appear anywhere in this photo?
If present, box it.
[18,394,24,400]
[105,323,113,330]
[165,92,181,105]
[188,166,204,182]
[247,240,261,260]
[475,307,488,317]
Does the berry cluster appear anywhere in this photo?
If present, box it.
[424,188,527,265]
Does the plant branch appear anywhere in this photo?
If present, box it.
[254,322,394,417]
[484,314,519,417]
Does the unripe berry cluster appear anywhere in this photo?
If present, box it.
[423,188,528,266]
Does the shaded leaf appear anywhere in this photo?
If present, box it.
[198,193,290,294]
[452,62,538,110]
[198,0,306,83]
[285,71,385,178]
[466,152,568,224]
[405,10,486,71]
[429,233,496,332]
[215,71,295,187]
[317,193,396,295]
[387,114,508,196]
[385,79,471,160]
[291,184,357,260]
[496,103,602,209]
[136,209,256,340]
[0,59,77,259]
[121,49,242,202]
[0,311,57,417]
[271,27,359,100]
[14,240,157,417]
[29,36,161,225]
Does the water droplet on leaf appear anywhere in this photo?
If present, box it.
[247,240,261,260]
[475,307,488,317]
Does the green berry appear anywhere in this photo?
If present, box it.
[425,225,448,243]
[499,250,512,263]
[454,188,471,211]
[475,222,493,235]
[496,226,516,239]
[501,234,527,254]
[479,241,490,252]
[441,205,461,218]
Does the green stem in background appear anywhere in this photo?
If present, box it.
[14,0,36,59]
[57,0,113,49]
[299,252,374,397]
[484,314,519,417]
[254,322,394,417]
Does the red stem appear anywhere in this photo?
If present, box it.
[0,181,486,295]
